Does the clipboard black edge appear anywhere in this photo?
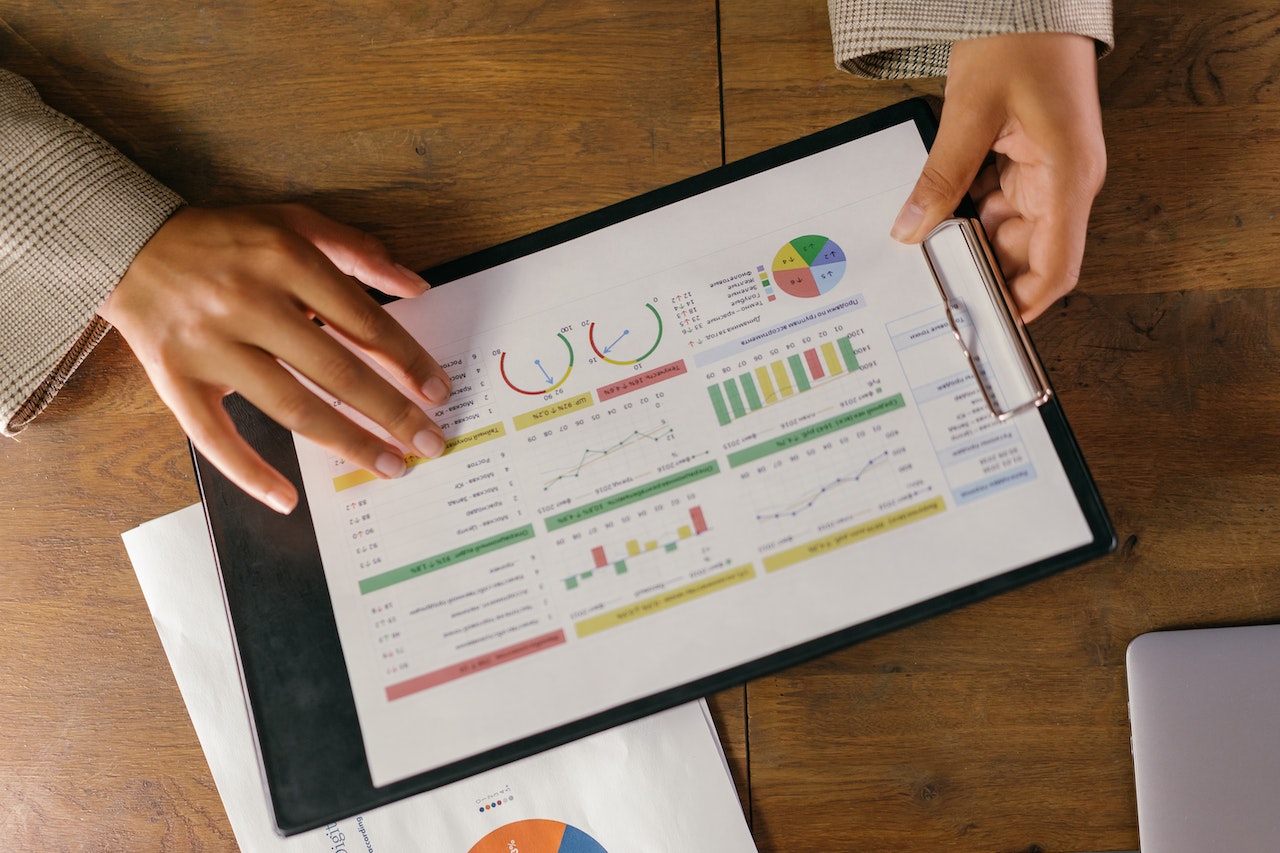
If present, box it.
[192,95,1114,835]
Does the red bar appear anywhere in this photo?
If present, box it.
[690,505,708,535]
[804,348,824,380]
[385,629,566,700]
[591,545,608,569]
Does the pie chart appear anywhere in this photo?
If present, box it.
[468,819,608,853]
[771,235,846,298]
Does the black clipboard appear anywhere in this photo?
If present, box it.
[194,98,1115,835]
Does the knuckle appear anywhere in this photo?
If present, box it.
[270,387,322,432]
[356,228,391,263]
[347,300,396,343]
[381,397,424,435]
[318,349,367,393]
[397,346,434,382]
[255,225,305,265]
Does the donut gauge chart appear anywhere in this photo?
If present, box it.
[588,303,663,365]
[499,333,575,395]
[771,235,847,298]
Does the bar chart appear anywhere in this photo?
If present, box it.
[706,336,860,426]
[563,505,709,590]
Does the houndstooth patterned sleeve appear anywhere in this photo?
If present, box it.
[828,0,1114,79]
[1,69,183,436]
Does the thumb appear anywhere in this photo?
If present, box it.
[891,103,1002,244]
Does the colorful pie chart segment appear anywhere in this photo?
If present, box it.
[468,819,608,853]
[771,235,847,298]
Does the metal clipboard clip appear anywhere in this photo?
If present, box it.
[921,218,1052,421]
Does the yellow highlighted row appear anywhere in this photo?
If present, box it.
[513,392,594,431]
[574,563,756,638]
[331,421,508,492]
[762,496,947,573]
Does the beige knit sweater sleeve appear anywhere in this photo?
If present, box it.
[828,0,1114,78]
[0,69,182,436]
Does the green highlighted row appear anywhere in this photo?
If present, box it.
[359,524,536,594]
[544,460,721,532]
[726,393,905,468]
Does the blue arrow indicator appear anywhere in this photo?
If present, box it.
[604,329,629,353]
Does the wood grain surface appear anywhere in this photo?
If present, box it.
[2,1,1278,850]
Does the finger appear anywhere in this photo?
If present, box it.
[266,313,448,460]
[1008,200,1089,320]
[164,381,301,515]
[1009,167,1093,320]
[988,214,1033,279]
[975,187,1020,237]
[224,345,418,481]
[1006,267,1066,322]
[969,161,1003,201]
[1020,222,1087,320]
[892,99,1004,243]
[279,250,453,407]
[273,204,431,299]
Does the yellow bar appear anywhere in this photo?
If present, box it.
[821,341,842,376]
[575,564,757,638]
[677,525,693,539]
[626,540,642,557]
[513,392,594,431]
[763,497,946,572]
[644,540,658,551]
[333,421,508,492]
[754,366,777,404]
[771,360,793,397]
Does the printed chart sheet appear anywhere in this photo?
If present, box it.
[293,118,1096,786]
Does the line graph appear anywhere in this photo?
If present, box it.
[542,420,675,490]
[755,451,890,520]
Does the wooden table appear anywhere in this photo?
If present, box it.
[3,2,1278,849]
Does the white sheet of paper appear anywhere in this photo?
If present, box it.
[288,116,1094,784]
[122,504,757,852]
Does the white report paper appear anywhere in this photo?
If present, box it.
[123,504,758,852]
[291,118,1096,786]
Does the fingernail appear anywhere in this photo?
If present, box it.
[413,429,445,459]
[891,202,925,242]
[422,375,450,403]
[375,451,407,478]
[265,489,296,515]
[395,263,430,292]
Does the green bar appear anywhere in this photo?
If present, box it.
[740,373,763,410]
[615,561,628,575]
[664,542,678,552]
[724,379,747,419]
[707,384,732,426]
[360,524,536,593]
[727,394,906,468]
[838,336,859,372]
[545,460,721,531]
[787,354,811,392]
[565,577,578,590]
